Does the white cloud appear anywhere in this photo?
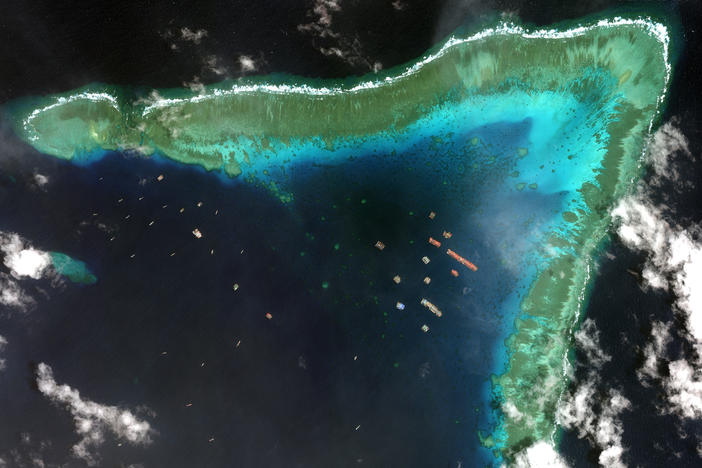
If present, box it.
[612,196,702,346]
[36,363,154,466]
[612,121,702,421]
[645,121,691,187]
[0,273,35,311]
[612,122,702,350]
[611,198,667,266]
[595,391,631,468]
[418,361,431,379]
[180,27,208,44]
[0,231,58,312]
[554,319,630,467]
[5,250,50,279]
[575,318,612,369]
[638,321,671,382]
[502,401,524,423]
[312,0,341,28]
[637,321,702,419]
[297,0,378,71]
[558,379,597,438]
[159,27,246,79]
[665,359,702,419]
[0,233,51,279]
[238,55,257,73]
[499,362,604,466]
[613,196,702,348]
[182,76,205,94]
[203,55,227,76]
[392,1,406,11]
[0,432,56,468]
[318,46,345,59]
[33,173,49,188]
[132,90,163,108]
[0,335,6,371]
[512,441,569,468]
[557,376,631,468]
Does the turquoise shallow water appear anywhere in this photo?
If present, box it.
[24,82,602,459]
[237,69,618,351]
[49,251,97,284]
[1,14,673,464]
[119,66,619,463]
[10,65,621,465]
[225,68,625,462]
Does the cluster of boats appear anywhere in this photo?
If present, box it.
[374,211,480,331]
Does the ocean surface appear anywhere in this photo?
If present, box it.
[1,1,701,467]
[0,137,501,466]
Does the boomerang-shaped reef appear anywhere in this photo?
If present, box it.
[3,15,671,463]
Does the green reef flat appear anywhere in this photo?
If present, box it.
[6,18,670,180]
[50,252,97,285]
[3,15,672,463]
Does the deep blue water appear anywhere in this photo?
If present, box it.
[1,122,530,466]
[2,1,701,467]
[0,90,623,466]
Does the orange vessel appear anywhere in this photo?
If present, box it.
[446,249,478,271]
[450,269,459,277]
[428,237,441,248]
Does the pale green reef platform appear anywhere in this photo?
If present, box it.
[3,15,672,462]
[50,252,97,285]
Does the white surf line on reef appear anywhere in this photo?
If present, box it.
[20,17,671,144]
[14,15,673,463]
[552,261,593,444]
[139,17,670,116]
[535,18,670,462]
[22,92,119,142]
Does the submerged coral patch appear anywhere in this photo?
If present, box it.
[3,15,671,463]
